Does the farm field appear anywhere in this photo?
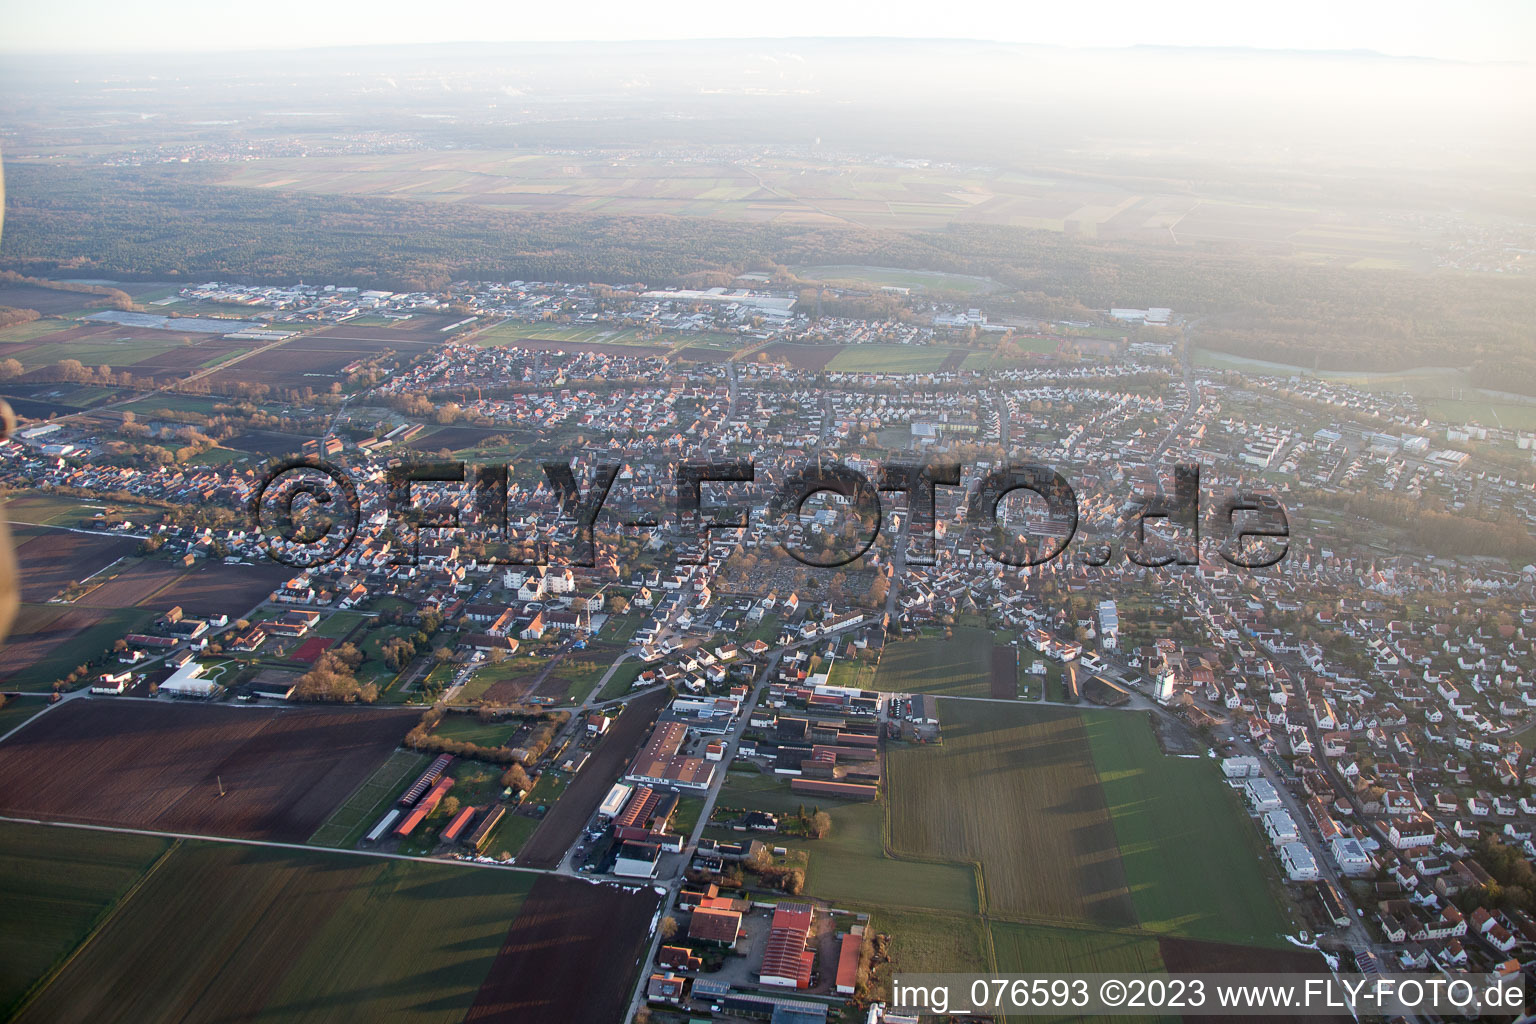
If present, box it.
[0,701,416,841]
[1191,350,1536,429]
[863,906,991,977]
[13,840,538,1024]
[12,525,138,603]
[885,701,1136,926]
[0,823,172,1019]
[215,153,1436,264]
[795,264,999,294]
[4,492,162,528]
[826,344,963,373]
[465,874,662,1024]
[308,748,430,847]
[515,687,669,869]
[1084,711,1291,946]
[709,774,979,914]
[472,319,740,354]
[991,922,1175,1024]
[0,603,158,689]
[990,920,1166,975]
[873,626,994,697]
[0,698,47,737]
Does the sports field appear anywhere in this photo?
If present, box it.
[14,840,537,1024]
[1083,712,1291,946]
[872,626,995,697]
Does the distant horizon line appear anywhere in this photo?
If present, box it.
[0,37,1527,66]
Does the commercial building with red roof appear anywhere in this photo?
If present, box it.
[760,903,815,989]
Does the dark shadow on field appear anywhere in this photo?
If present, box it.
[466,875,662,1024]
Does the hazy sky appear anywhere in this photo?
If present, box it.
[1,0,1531,60]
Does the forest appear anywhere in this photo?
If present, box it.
[3,164,1534,389]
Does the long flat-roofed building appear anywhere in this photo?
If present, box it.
[626,721,716,791]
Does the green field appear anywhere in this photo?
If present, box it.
[1425,397,1536,432]
[14,841,536,1024]
[0,319,79,344]
[710,774,979,915]
[17,334,190,371]
[433,712,525,748]
[990,922,1176,1024]
[0,699,47,737]
[0,824,173,1019]
[867,906,992,974]
[121,393,226,417]
[873,626,993,697]
[1084,712,1291,946]
[826,345,960,373]
[313,610,366,638]
[470,320,742,353]
[887,701,1134,926]
[308,748,429,848]
[4,604,159,690]
[990,920,1166,975]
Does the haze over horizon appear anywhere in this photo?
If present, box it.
[1,0,1532,62]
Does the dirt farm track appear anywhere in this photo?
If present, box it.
[0,700,417,841]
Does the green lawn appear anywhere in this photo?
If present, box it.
[872,626,993,697]
[0,823,173,1019]
[1084,711,1291,947]
[433,713,525,748]
[308,749,429,848]
[314,611,366,638]
[487,812,539,859]
[596,659,647,701]
[827,656,877,690]
[672,795,706,835]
